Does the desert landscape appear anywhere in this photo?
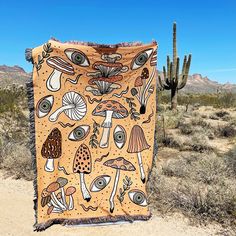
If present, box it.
[0,64,235,235]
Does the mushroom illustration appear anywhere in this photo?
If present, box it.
[56,177,68,208]
[86,53,128,96]
[46,56,75,92]
[49,91,87,122]
[41,188,51,207]
[46,182,67,210]
[131,67,155,114]
[103,157,136,213]
[65,186,76,210]
[127,125,150,183]
[73,144,92,202]
[92,100,128,148]
[41,128,62,172]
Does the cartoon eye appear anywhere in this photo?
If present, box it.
[68,125,90,141]
[113,125,126,149]
[131,48,153,70]
[65,48,90,67]
[128,189,148,206]
[90,175,111,192]
[36,95,54,118]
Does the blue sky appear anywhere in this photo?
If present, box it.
[0,0,235,83]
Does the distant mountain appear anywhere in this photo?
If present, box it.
[0,65,235,93]
[158,72,236,93]
[0,65,31,87]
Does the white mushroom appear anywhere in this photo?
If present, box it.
[46,56,75,92]
[49,91,87,122]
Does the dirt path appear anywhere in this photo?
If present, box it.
[0,172,224,236]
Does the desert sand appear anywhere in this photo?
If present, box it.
[0,171,225,236]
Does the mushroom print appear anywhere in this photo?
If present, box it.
[56,177,68,208]
[46,56,75,92]
[92,100,128,148]
[41,128,62,172]
[131,67,156,114]
[73,144,92,202]
[49,91,87,122]
[46,182,67,210]
[65,186,76,210]
[86,53,128,96]
[28,40,157,228]
[127,125,150,183]
[103,157,136,213]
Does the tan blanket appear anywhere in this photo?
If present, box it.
[26,39,158,230]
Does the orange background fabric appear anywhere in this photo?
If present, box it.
[30,39,157,229]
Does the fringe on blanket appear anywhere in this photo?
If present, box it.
[34,213,151,231]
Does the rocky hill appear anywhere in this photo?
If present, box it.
[0,65,31,87]
[0,65,235,93]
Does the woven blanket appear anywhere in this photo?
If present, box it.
[26,39,158,230]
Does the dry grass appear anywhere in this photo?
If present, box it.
[148,151,236,230]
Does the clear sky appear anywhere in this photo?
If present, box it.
[0,0,235,83]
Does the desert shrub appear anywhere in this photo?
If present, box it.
[185,133,213,152]
[209,114,219,120]
[162,135,185,149]
[217,124,236,138]
[158,91,236,108]
[0,143,33,180]
[178,121,193,135]
[0,86,27,113]
[148,151,236,229]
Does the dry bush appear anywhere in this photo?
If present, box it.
[162,135,185,150]
[185,133,213,153]
[0,144,33,180]
[217,124,236,138]
[148,151,236,229]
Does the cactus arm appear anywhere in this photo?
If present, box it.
[175,57,180,84]
[182,55,187,75]
[158,75,171,90]
[178,54,191,90]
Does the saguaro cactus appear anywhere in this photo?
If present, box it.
[158,22,191,110]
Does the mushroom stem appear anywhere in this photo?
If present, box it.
[100,128,110,148]
[109,169,120,213]
[100,110,113,148]
[137,152,146,183]
[60,188,67,209]
[51,192,67,210]
[46,69,62,92]
[79,173,91,201]
[49,104,75,122]
[68,195,74,210]
[45,158,54,172]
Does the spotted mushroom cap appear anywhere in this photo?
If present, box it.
[134,76,143,87]
[41,128,62,160]
[46,56,75,75]
[141,68,149,80]
[92,100,128,119]
[103,157,136,171]
[73,144,92,174]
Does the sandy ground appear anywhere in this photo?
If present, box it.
[0,172,226,236]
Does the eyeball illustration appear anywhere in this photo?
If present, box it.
[65,48,90,67]
[90,175,111,192]
[131,48,153,70]
[128,189,148,207]
[113,125,126,149]
[36,95,54,118]
[68,125,90,141]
